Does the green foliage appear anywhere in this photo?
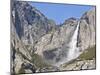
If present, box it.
[47,28,55,34]
[62,45,96,68]
[78,46,96,60]
[32,54,51,68]
[62,59,77,68]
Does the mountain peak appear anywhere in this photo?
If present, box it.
[63,17,78,26]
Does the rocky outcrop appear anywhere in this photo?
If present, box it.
[11,21,37,74]
[13,1,56,53]
[36,66,60,73]
[60,59,95,71]
[11,1,37,74]
[78,8,96,51]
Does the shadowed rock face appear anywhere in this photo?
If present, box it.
[13,1,56,49]
[11,1,56,74]
[11,1,96,74]
[43,49,57,60]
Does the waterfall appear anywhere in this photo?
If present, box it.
[54,21,80,66]
[67,21,80,61]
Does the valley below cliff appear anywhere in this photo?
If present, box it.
[11,1,96,74]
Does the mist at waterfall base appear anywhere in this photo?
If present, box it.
[46,21,82,67]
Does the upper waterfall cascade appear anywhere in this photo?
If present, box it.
[54,21,81,66]
[67,21,80,61]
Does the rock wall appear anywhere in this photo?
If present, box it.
[78,8,96,50]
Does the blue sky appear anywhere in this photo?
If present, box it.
[29,2,94,24]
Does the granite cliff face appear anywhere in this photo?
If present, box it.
[11,1,96,74]
[11,1,56,74]
[78,8,96,51]
[11,10,37,73]
[34,18,80,65]
[12,1,56,54]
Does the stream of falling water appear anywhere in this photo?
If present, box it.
[54,21,81,67]
[67,21,80,61]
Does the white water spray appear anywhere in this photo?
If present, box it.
[67,21,80,61]
[54,21,81,66]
